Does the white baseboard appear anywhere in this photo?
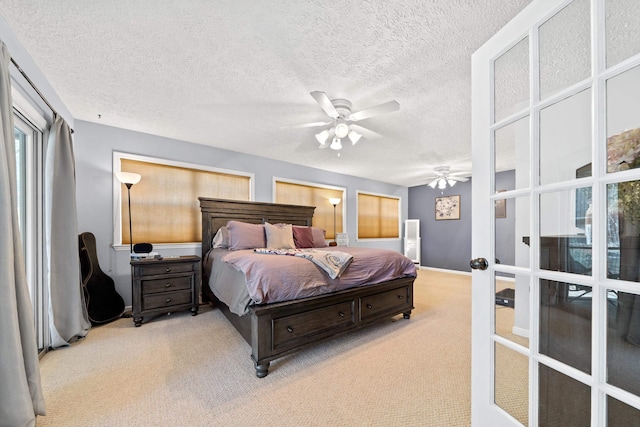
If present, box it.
[512,326,529,338]
[419,266,472,276]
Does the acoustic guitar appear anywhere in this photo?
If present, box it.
[79,232,125,325]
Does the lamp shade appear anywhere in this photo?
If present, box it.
[315,129,330,145]
[329,197,341,206]
[330,137,342,150]
[347,130,361,145]
[116,172,141,185]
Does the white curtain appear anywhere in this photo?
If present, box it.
[46,114,90,348]
[0,41,46,426]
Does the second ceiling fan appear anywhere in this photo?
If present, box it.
[291,91,400,150]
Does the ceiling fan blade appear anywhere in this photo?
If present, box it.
[282,121,331,129]
[310,91,339,118]
[447,176,469,182]
[349,100,399,122]
[349,124,382,140]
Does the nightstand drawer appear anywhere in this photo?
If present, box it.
[142,276,192,295]
[138,262,194,276]
[143,290,193,311]
[130,255,201,326]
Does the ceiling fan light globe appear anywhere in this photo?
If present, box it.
[348,130,361,145]
[447,179,457,187]
[428,180,437,189]
[335,123,349,138]
[438,179,447,189]
[315,130,330,145]
[330,137,342,150]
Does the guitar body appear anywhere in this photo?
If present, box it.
[79,232,125,325]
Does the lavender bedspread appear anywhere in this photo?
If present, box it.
[209,246,416,310]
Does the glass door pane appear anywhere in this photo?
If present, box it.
[539,89,592,186]
[539,0,591,100]
[495,341,529,425]
[605,0,640,67]
[606,65,640,174]
[495,117,530,190]
[494,37,530,123]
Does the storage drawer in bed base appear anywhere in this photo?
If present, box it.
[243,276,414,378]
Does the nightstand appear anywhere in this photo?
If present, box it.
[130,255,200,327]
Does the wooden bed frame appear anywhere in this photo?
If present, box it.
[199,197,415,377]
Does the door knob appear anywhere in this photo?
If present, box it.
[470,257,488,270]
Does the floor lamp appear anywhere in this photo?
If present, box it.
[329,197,341,246]
[116,172,142,254]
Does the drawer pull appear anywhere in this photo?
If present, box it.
[286,326,294,333]
[165,268,172,273]
[366,304,373,310]
[338,311,345,317]
[165,283,172,288]
[397,295,404,299]
[165,298,172,303]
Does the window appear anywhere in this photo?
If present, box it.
[116,154,253,245]
[13,105,47,352]
[274,179,344,239]
[357,192,400,239]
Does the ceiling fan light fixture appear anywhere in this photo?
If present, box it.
[447,179,457,187]
[330,137,342,150]
[438,178,447,190]
[335,122,349,139]
[428,180,438,189]
[315,129,330,145]
[347,130,361,145]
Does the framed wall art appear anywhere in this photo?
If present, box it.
[435,195,460,220]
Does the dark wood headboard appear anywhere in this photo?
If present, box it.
[198,198,316,257]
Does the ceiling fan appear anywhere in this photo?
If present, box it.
[289,91,400,150]
[427,166,470,189]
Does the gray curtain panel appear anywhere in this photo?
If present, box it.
[46,114,91,348]
[0,41,46,426]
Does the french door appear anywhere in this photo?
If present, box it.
[471,0,640,425]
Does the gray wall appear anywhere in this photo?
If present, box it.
[407,170,515,272]
[74,120,408,305]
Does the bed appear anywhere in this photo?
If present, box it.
[199,197,416,377]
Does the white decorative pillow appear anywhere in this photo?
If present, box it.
[212,226,229,249]
[264,222,295,249]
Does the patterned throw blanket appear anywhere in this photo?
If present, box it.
[254,248,354,279]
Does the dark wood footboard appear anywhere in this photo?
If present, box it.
[208,276,414,377]
[199,197,415,377]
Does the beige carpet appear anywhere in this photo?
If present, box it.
[36,270,474,426]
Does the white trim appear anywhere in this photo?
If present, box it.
[112,242,202,251]
[512,326,530,339]
[356,190,402,240]
[112,151,255,245]
[272,176,347,236]
[11,87,47,130]
[420,266,472,276]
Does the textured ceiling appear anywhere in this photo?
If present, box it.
[0,0,532,187]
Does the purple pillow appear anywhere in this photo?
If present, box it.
[293,226,314,248]
[311,227,327,248]
[227,220,266,250]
